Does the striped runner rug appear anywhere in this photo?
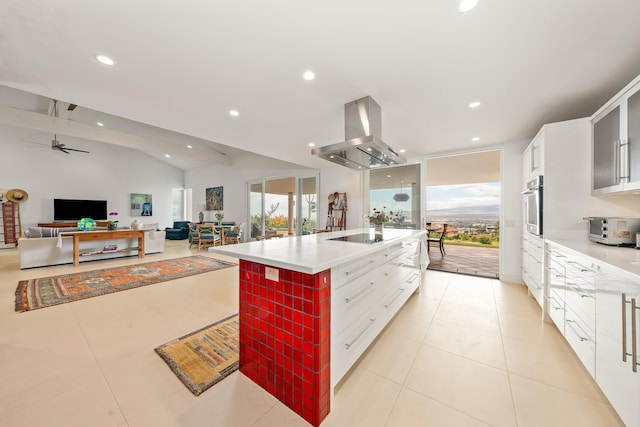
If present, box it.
[155,313,239,395]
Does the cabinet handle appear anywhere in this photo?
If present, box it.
[623,293,629,363]
[632,298,638,373]
[615,139,621,184]
[566,319,591,342]
[384,288,406,308]
[566,260,593,273]
[345,260,375,276]
[548,251,566,258]
[345,282,375,304]
[621,294,637,372]
[548,296,564,311]
[620,139,630,182]
[566,281,594,299]
[406,272,420,284]
[531,144,537,171]
[345,318,376,349]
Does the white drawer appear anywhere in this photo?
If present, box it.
[564,281,595,332]
[332,307,386,386]
[332,266,392,336]
[564,307,595,376]
[546,292,565,332]
[379,269,420,317]
[332,250,388,289]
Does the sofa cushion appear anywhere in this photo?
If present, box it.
[26,227,76,238]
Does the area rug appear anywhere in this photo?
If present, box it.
[15,256,236,312]
[155,313,239,396]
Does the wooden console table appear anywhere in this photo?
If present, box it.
[61,229,145,266]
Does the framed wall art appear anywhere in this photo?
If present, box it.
[131,193,153,216]
[205,186,223,211]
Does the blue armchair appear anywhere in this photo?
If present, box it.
[165,221,191,240]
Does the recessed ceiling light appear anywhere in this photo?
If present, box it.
[468,101,481,108]
[458,0,480,13]
[386,174,391,178]
[399,149,406,153]
[329,155,335,159]
[96,122,104,127]
[187,145,193,149]
[303,70,315,81]
[472,137,480,141]
[94,54,115,66]
[308,142,315,147]
[165,154,171,158]
[229,110,239,117]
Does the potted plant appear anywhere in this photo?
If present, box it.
[369,207,395,236]
[108,211,119,230]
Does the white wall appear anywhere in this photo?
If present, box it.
[0,125,183,230]
[501,139,530,283]
[317,166,365,230]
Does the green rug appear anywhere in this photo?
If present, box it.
[155,313,240,395]
[15,256,236,312]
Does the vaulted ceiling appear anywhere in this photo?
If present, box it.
[2,1,640,170]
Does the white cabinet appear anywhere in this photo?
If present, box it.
[544,242,596,376]
[592,80,640,194]
[522,233,544,308]
[331,238,421,387]
[595,263,640,427]
[522,131,545,188]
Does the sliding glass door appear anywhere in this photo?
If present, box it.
[249,182,264,240]
[247,173,318,240]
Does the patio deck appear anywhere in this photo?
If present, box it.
[426,243,499,279]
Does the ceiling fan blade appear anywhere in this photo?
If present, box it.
[63,147,90,154]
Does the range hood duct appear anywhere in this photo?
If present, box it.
[311,96,407,170]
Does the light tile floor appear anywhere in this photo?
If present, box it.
[0,242,624,426]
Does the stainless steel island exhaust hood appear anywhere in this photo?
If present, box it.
[311,96,406,170]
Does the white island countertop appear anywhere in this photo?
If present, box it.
[209,228,427,274]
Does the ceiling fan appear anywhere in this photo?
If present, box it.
[46,100,89,154]
[50,134,89,154]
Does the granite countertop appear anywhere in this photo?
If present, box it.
[209,228,426,274]
[545,232,640,278]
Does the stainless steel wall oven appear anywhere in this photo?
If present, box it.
[522,176,543,236]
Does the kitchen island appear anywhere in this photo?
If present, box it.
[209,228,427,426]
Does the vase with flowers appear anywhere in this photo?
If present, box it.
[369,207,395,237]
[214,211,224,224]
[107,211,119,230]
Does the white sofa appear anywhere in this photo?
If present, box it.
[18,230,166,269]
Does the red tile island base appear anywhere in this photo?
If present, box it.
[239,259,331,426]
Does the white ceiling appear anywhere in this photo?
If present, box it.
[2,1,640,171]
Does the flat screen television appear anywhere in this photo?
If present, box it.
[53,199,108,221]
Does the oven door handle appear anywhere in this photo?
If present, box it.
[521,187,535,195]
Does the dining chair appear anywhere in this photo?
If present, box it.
[188,223,200,249]
[427,223,447,255]
[224,222,245,244]
[197,224,221,251]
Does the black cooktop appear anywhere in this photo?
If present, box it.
[328,233,384,244]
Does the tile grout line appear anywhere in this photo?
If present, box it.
[492,279,522,427]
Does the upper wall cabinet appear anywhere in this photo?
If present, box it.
[592,80,640,195]
[522,130,545,188]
